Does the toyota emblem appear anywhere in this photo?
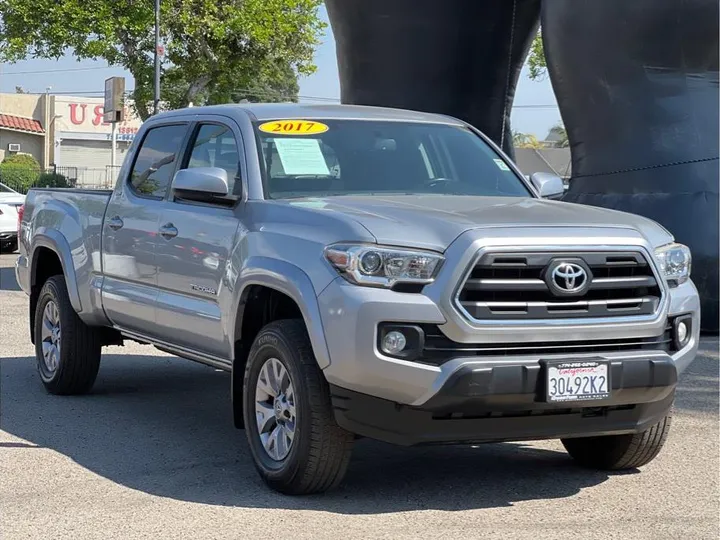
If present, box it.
[547,261,590,295]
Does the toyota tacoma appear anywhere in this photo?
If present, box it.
[15,104,700,494]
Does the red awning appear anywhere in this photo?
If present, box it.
[0,113,45,134]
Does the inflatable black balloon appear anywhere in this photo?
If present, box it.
[326,0,719,332]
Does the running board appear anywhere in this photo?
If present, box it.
[117,328,232,372]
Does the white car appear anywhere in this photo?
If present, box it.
[0,182,25,253]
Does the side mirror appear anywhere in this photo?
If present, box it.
[172,167,229,200]
[529,172,565,199]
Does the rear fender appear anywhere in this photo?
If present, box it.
[31,231,82,313]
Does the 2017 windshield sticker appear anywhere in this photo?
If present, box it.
[493,158,511,171]
[259,120,329,135]
[274,138,330,175]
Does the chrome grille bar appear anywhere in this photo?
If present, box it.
[456,250,663,322]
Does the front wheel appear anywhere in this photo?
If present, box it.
[242,319,354,495]
[561,413,672,470]
[34,276,102,395]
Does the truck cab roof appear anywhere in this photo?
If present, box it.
[151,102,465,126]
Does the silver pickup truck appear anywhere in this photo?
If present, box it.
[16,104,700,495]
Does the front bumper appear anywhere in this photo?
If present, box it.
[318,276,700,406]
[316,229,700,445]
[331,382,675,446]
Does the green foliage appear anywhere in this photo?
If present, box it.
[0,153,41,192]
[547,123,569,148]
[512,131,544,149]
[0,0,325,119]
[37,172,71,188]
[527,30,547,81]
[1,153,40,168]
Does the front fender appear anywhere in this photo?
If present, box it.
[31,231,83,313]
[229,256,332,369]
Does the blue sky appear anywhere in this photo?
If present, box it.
[0,4,561,138]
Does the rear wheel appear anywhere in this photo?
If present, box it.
[243,319,354,495]
[34,276,102,395]
[562,413,672,470]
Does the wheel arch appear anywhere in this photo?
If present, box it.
[30,233,82,311]
[229,257,333,428]
[28,235,82,344]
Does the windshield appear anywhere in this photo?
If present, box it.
[0,183,17,193]
[253,119,531,199]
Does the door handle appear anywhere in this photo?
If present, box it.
[159,223,178,239]
[107,216,124,231]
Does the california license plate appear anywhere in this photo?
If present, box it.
[546,360,610,402]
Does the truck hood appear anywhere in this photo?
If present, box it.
[281,195,672,251]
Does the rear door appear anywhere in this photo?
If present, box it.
[101,123,189,336]
[154,118,244,360]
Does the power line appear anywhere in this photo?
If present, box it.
[2,65,116,75]
[23,87,342,102]
[15,85,558,108]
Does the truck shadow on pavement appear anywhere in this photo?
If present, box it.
[2,349,713,513]
[0,267,21,291]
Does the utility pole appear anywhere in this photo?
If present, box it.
[153,0,161,115]
[44,86,52,169]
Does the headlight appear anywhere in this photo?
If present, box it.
[324,244,444,288]
[654,243,691,286]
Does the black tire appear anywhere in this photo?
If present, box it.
[562,413,672,470]
[243,319,354,495]
[34,275,102,395]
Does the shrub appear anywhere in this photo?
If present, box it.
[37,172,71,188]
[0,153,41,192]
[1,153,39,168]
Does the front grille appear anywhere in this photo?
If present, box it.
[419,323,673,365]
[456,251,662,321]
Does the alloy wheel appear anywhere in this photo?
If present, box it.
[255,357,297,461]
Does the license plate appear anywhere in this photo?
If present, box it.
[546,360,610,402]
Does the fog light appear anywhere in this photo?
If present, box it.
[677,321,688,344]
[673,315,692,350]
[381,331,407,355]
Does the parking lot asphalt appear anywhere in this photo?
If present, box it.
[0,252,718,539]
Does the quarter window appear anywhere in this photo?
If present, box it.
[129,124,187,198]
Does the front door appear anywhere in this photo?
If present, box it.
[154,121,244,360]
[101,123,189,337]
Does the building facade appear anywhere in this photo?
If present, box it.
[0,93,47,165]
[53,96,142,182]
[0,92,143,187]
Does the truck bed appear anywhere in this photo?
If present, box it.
[18,187,113,321]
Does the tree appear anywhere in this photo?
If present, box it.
[527,30,547,81]
[0,0,325,119]
[15,85,27,93]
[512,131,544,149]
[546,123,569,148]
